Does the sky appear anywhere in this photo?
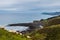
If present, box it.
[0,0,60,31]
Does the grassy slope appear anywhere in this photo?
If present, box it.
[40,15,60,27]
[0,28,32,40]
[0,25,60,40]
[30,24,60,40]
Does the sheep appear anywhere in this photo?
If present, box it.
[15,32,19,34]
[19,33,23,35]
[26,36,31,38]
[39,25,43,29]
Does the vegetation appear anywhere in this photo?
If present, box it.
[28,24,60,40]
[0,28,30,40]
[40,15,60,27]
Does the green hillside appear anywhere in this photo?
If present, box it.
[25,24,60,40]
[0,28,31,40]
[40,15,60,27]
[0,24,60,40]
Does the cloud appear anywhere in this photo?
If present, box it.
[0,0,16,7]
[0,0,60,12]
[0,0,40,11]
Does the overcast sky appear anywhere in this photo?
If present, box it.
[0,0,60,12]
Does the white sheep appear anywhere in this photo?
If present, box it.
[16,32,19,34]
[27,36,31,38]
[39,25,43,29]
[20,33,23,35]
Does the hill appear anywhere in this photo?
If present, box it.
[42,12,60,15]
[40,15,60,27]
[25,24,60,40]
[1,24,60,40]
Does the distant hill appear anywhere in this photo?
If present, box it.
[42,12,60,15]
